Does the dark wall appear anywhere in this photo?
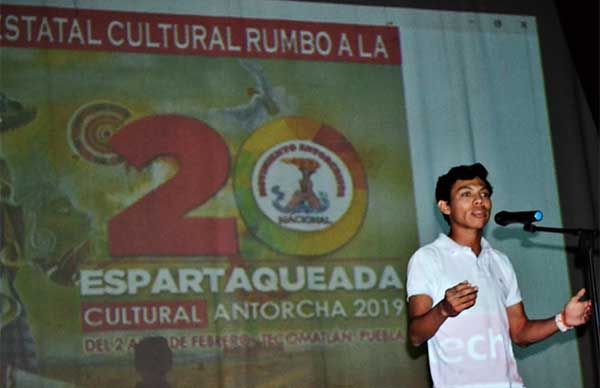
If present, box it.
[553,0,598,127]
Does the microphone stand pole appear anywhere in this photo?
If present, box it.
[523,223,599,387]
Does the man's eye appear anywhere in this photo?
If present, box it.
[461,192,471,197]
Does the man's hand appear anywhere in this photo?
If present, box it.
[440,281,478,317]
[563,288,593,327]
[408,281,479,346]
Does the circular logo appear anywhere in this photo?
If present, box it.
[234,117,367,256]
[67,101,131,165]
[252,140,354,232]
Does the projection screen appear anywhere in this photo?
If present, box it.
[0,0,585,387]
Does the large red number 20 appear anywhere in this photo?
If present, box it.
[108,115,238,256]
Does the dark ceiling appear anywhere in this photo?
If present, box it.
[553,0,598,127]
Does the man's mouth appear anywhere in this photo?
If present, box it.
[471,209,488,218]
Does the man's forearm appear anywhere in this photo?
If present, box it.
[511,317,558,347]
[408,301,448,346]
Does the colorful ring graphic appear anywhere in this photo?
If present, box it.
[234,117,367,256]
[68,101,131,165]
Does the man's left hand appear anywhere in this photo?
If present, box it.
[563,288,593,327]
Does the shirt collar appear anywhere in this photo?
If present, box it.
[437,233,492,255]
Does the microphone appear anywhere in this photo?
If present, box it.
[494,210,543,226]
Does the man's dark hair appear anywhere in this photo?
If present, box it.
[435,163,493,224]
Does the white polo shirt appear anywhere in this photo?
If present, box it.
[407,234,525,388]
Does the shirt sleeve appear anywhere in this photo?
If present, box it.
[406,248,436,301]
[502,255,522,307]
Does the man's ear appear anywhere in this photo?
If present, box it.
[437,200,450,216]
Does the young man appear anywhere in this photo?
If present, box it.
[406,163,592,388]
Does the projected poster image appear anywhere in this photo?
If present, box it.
[0,5,423,387]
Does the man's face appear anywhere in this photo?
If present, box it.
[438,177,492,232]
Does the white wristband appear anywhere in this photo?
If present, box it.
[555,312,573,332]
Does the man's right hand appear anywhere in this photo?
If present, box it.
[440,281,478,317]
[408,281,479,346]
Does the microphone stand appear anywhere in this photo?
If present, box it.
[523,223,599,387]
